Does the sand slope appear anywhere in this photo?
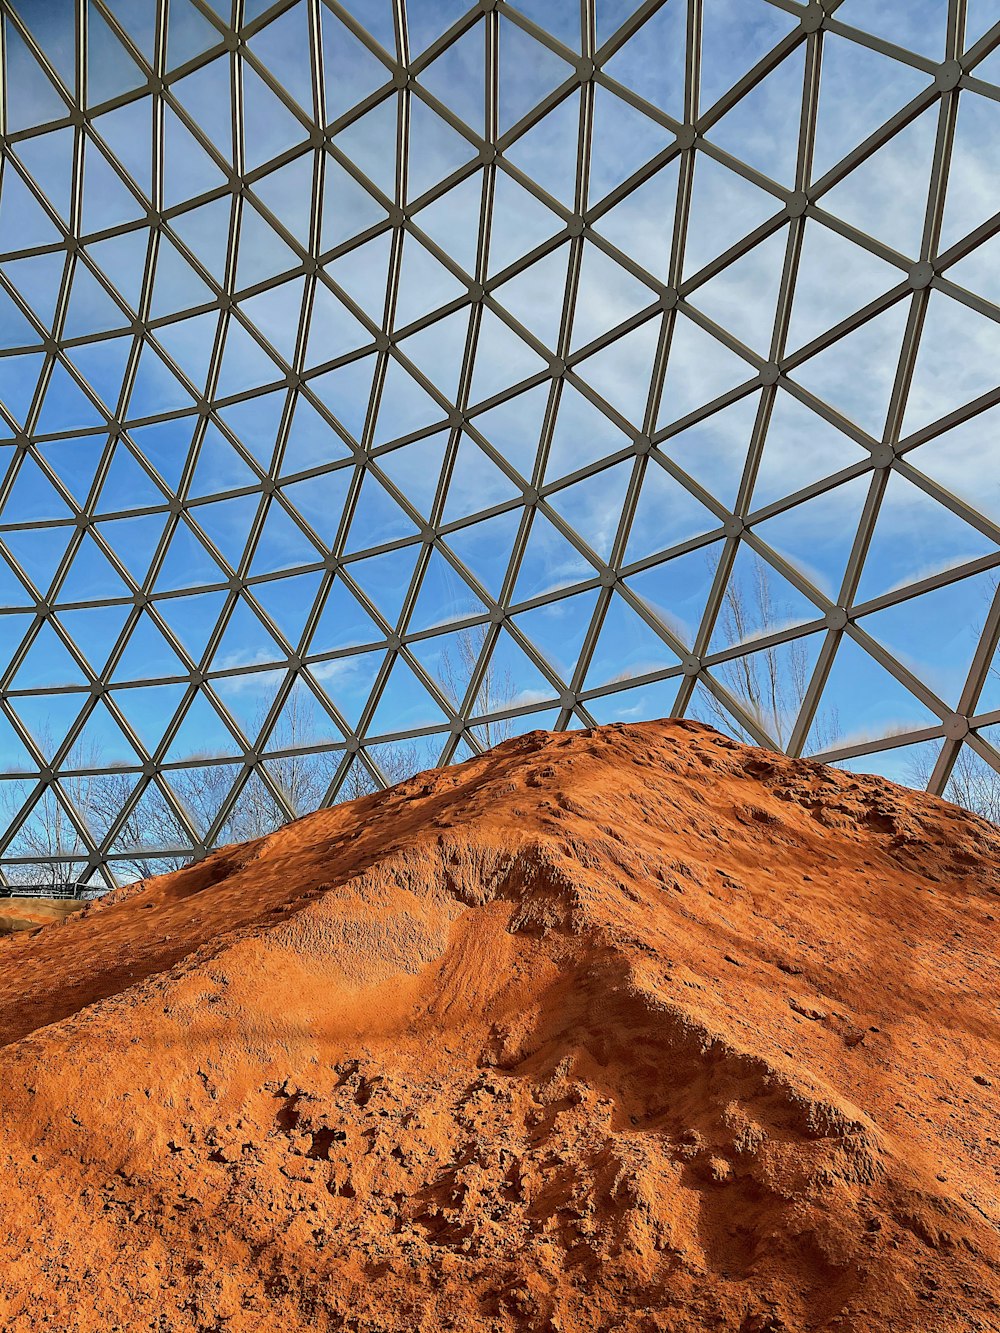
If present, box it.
[0,720,996,1332]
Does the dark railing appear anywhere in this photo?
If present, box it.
[0,885,86,900]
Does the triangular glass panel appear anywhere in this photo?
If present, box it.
[127,342,197,418]
[441,433,521,524]
[0,251,66,333]
[333,96,398,197]
[442,505,522,600]
[153,588,228,663]
[683,154,780,278]
[280,392,351,473]
[821,107,938,260]
[3,523,72,596]
[498,16,574,133]
[393,231,467,330]
[902,400,1000,527]
[938,91,1000,250]
[900,290,1000,437]
[279,466,354,533]
[624,455,723,563]
[92,98,153,198]
[785,220,901,355]
[545,380,631,483]
[491,243,569,352]
[395,307,470,400]
[833,0,948,62]
[708,545,821,654]
[154,513,229,589]
[511,586,598,683]
[347,542,421,625]
[411,169,484,278]
[707,629,826,748]
[214,318,283,398]
[591,158,679,282]
[165,688,244,761]
[212,593,286,668]
[546,459,633,562]
[658,313,753,426]
[194,492,261,568]
[247,3,314,116]
[601,2,686,119]
[854,469,995,604]
[14,619,88,690]
[574,315,659,428]
[15,126,75,221]
[511,506,591,600]
[166,0,222,70]
[235,200,301,291]
[789,299,910,439]
[310,646,386,731]
[56,529,134,602]
[323,230,392,320]
[750,386,867,511]
[321,157,389,251]
[504,91,581,209]
[707,44,804,188]
[168,196,230,286]
[405,546,486,633]
[751,472,871,600]
[343,468,420,551]
[62,261,129,339]
[308,353,377,440]
[373,430,448,520]
[469,308,548,403]
[162,105,229,209]
[0,164,62,253]
[149,234,217,320]
[67,335,134,413]
[3,20,67,131]
[87,3,148,104]
[419,21,486,136]
[584,589,688,693]
[110,609,189,683]
[811,33,931,183]
[241,57,309,172]
[0,286,40,349]
[307,575,384,653]
[366,654,452,735]
[692,227,787,357]
[698,0,799,112]
[252,153,316,249]
[0,352,44,428]
[470,382,548,482]
[172,57,234,159]
[405,98,478,204]
[487,167,563,276]
[251,569,324,648]
[804,631,939,754]
[304,280,371,367]
[35,361,106,434]
[373,357,446,443]
[623,541,726,646]
[95,511,169,584]
[571,242,657,352]
[239,276,305,366]
[153,310,220,397]
[80,138,145,233]
[322,6,391,122]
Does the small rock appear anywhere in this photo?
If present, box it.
[973,1074,992,1087]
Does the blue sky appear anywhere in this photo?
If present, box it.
[0,0,999,855]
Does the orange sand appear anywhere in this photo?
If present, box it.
[0,895,83,935]
[0,719,996,1332]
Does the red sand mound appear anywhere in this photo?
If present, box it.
[0,719,996,1333]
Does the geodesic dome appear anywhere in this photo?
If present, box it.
[1,0,999,890]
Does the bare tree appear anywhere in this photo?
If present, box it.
[439,622,516,749]
[701,553,839,751]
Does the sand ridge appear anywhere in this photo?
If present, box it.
[0,718,996,1331]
